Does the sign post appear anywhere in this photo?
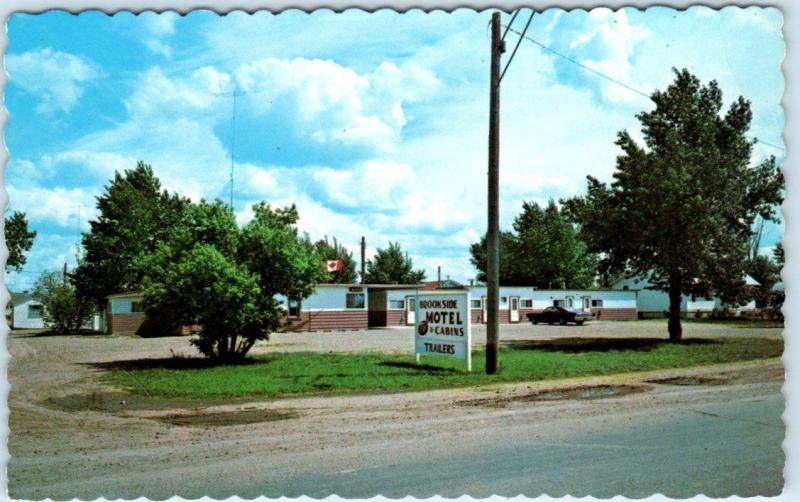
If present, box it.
[414,290,472,371]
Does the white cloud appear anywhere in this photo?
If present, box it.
[140,11,179,57]
[5,48,104,113]
[235,57,440,152]
[311,161,415,211]
[571,11,651,104]
[6,185,96,229]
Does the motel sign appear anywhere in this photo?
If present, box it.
[414,291,472,371]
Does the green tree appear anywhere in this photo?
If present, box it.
[32,271,93,333]
[563,69,784,340]
[142,201,326,361]
[470,231,522,285]
[774,241,784,267]
[471,201,597,288]
[73,161,190,309]
[747,254,779,308]
[364,242,425,284]
[314,236,358,283]
[5,211,36,273]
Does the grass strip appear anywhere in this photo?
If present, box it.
[103,337,782,400]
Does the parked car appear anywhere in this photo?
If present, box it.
[527,306,594,326]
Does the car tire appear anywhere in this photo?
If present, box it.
[560,319,567,325]
[548,321,554,325]
[533,319,538,325]
[576,321,584,326]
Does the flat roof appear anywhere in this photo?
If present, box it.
[316,283,423,289]
[106,291,144,299]
[464,286,641,292]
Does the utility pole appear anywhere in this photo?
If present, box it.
[70,204,82,261]
[212,89,246,212]
[360,236,366,283]
[486,12,504,375]
[63,262,68,286]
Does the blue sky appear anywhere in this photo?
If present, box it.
[3,6,785,290]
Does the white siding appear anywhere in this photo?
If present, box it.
[12,299,45,329]
[109,297,143,314]
[279,286,368,311]
[466,286,637,309]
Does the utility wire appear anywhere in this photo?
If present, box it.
[501,10,520,42]
[500,11,535,83]
[504,25,650,99]
[503,25,784,152]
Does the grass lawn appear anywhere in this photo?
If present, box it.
[104,337,783,400]
[105,338,783,399]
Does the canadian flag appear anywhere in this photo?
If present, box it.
[325,259,344,272]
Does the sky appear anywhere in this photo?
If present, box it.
[3,6,786,290]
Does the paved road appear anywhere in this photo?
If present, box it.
[234,383,785,499]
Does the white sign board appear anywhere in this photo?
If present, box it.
[414,291,472,371]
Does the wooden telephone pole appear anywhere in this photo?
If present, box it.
[486,12,503,374]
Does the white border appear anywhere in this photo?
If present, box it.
[0,2,794,502]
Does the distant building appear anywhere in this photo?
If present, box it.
[612,273,759,318]
[9,292,45,329]
[102,283,640,335]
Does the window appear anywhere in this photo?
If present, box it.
[553,299,565,307]
[565,296,574,307]
[288,300,301,317]
[407,298,415,311]
[27,304,43,319]
[346,292,365,309]
[389,299,405,309]
[591,299,604,307]
[131,301,144,313]
[520,298,533,308]
[470,299,482,309]
[500,296,508,307]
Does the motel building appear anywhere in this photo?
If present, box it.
[101,283,639,336]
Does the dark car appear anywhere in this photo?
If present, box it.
[527,306,594,326]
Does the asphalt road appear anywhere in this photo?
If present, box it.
[233,383,785,499]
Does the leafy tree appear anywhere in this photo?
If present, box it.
[32,271,93,333]
[563,69,784,340]
[774,241,784,267]
[471,201,597,288]
[364,242,425,284]
[73,161,190,309]
[314,236,358,283]
[469,231,519,284]
[5,211,36,273]
[142,201,326,361]
[747,254,779,308]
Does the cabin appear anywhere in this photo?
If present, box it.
[9,292,45,329]
[612,274,759,318]
[101,283,641,335]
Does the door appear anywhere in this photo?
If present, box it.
[582,296,591,312]
[482,296,488,324]
[406,296,416,325]
[509,296,520,323]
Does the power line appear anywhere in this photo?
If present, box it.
[500,11,536,83]
[501,10,520,42]
[503,25,784,152]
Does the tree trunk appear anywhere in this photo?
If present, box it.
[667,276,683,342]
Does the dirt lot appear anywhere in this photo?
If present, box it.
[7,320,785,499]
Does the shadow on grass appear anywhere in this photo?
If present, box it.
[86,355,274,371]
[502,337,720,353]
[12,328,109,338]
[379,360,462,374]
